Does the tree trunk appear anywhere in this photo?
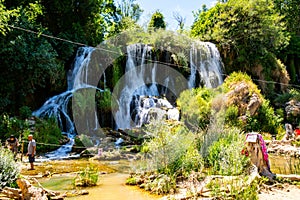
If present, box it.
[245,133,276,181]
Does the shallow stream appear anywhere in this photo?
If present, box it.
[269,154,300,174]
[35,154,299,200]
[35,159,160,200]
[66,173,160,200]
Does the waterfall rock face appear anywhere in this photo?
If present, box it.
[114,42,223,129]
[133,96,178,127]
[32,40,224,157]
[188,41,223,88]
[32,47,97,158]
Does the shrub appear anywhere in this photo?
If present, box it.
[0,147,20,188]
[74,164,99,187]
[225,105,242,127]
[19,106,32,120]
[0,113,27,142]
[246,100,283,134]
[197,111,225,158]
[144,174,176,195]
[207,128,249,175]
[177,88,216,131]
[142,120,202,176]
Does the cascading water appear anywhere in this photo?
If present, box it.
[33,39,224,157]
[188,41,223,88]
[114,44,161,129]
[114,42,223,129]
[32,47,98,159]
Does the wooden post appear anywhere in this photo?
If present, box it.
[21,140,24,162]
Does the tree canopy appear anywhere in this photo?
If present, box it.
[148,10,166,31]
[191,0,291,97]
[0,0,120,114]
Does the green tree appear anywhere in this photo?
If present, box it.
[177,88,216,131]
[191,0,290,97]
[0,2,65,114]
[0,0,17,35]
[148,10,166,31]
[0,0,120,115]
[274,0,300,84]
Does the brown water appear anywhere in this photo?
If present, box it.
[66,173,160,200]
[269,154,300,174]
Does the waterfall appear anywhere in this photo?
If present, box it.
[114,44,161,129]
[32,47,98,158]
[188,41,223,88]
[114,42,223,129]
[32,39,224,157]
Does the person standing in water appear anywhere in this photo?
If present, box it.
[27,134,36,170]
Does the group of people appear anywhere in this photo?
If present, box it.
[5,134,36,170]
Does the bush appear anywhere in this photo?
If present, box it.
[144,174,176,195]
[74,164,99,187]
[177,88,217,131]
[0,114,28,142]
[246,100,283,134]
[19,106,32,120]
[142,121,202,176]
[0,147,20,188]
[225,105,242,127]
[207,128,249,175]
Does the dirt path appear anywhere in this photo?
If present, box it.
[67,173,160,200]
[259,185,300,200]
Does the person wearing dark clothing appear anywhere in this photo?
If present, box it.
[6,135,19,158]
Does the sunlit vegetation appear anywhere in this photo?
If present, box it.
[1,0,300,198]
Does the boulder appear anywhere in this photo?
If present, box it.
[225,82,262,117]
[285,100,300,117]
[17,179,48,200]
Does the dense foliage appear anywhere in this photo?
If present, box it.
[0,113,63,153]
[177,72,283,135]
[207,128,249,175]
[0,147,20,188]
[191,0,290,98]
[274,0,300,84]
[148,11,166,31]
[0,0,119,115]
